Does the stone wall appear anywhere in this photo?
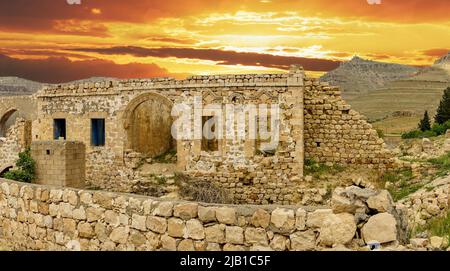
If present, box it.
[31,141,86,188]
[0,178,407,251]
[0,67,393,205]
[33,68,305,204]
[303,79,394,168]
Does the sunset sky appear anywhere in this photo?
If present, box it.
[0,0,449,83]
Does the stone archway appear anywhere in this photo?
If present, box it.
[0,108,18,137]
[123,92,173,158]
[0,165,13,176]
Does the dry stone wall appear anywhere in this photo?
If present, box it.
[304,79,394,168]
[0,178,406,251]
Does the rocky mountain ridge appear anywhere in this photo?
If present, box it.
[320,56,419,93]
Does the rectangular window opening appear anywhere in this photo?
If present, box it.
[201,116,218,152]
[255,115,276,156]
[91,119,106,146]
[53,119,66,140]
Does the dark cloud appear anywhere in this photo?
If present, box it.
[0,0,230,33]
[70,46,341,71]
[0,49,94,60]
[0,54,173,84]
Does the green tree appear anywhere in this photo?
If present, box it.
[435,87,450,124]
[2,147,35,183]
[418,110,431,131]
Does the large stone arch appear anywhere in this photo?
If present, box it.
[123,92,174,158]
[0,108,18,137]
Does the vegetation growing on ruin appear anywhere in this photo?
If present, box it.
[414,211,450,247]
[1,148,35,183]
[379,168,423,201]
[304,158,345,179]
[428,152,450,177]
[152,149,177,163]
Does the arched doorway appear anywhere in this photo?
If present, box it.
[0,165,13,176]
[0,109,18,137]
[124,93,173,158]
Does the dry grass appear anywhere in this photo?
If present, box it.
[372,116,421,135]
[345,87,442,121]
[344,87,443,134]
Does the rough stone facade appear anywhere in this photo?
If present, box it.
[0,179,405,251]
[0,66,393,204]
[304,80,393,167]
[31,141,86,188]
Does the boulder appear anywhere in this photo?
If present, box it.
[367,190,394,213]
[306,209,333,228]
[410,238,428,248]
[361,213,397,244]
[331,188,357,214]
[270,208,295,233]
[422,138,433,153]
[290,230,316,251]
[319,213,356,246]
[251,209,271,228]
[429,236,444,249]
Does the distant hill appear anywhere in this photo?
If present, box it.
[319,56,419,93]
[0,77,43,96]
[400,52,450,83]
[434,51,450,66]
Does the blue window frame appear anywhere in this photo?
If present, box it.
[91,119,105,146]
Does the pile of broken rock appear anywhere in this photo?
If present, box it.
[329,186,409,250]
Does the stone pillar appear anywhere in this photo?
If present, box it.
[287,65,305,180]
[31,141,85,188]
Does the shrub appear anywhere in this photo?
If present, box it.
[2,148,35,183]
[402,117,450,139]
[401,129,437,139]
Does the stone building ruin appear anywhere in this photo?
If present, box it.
[0,65,394,205]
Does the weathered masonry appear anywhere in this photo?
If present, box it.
[0,65,394,204]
